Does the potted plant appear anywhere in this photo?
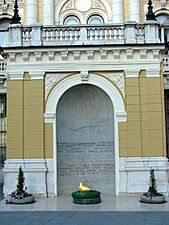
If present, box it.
[140,169,165,204]
[6,167,35,204]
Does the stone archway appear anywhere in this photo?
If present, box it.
[45,73,127,196]
[56,84,115,196]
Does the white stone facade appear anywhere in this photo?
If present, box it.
[3,157,169,196]
[2,0,169,198]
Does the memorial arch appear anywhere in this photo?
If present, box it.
[45,73,126,196]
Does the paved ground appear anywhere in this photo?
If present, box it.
[0,211,169,225]
[0,195,169,225]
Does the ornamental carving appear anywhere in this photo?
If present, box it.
[104,73,125,96]
[93,0,102,9]
[45,74,66,97]
[65,0,73,9]
[81,71,89,81]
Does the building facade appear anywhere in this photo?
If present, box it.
[0,0,169,196]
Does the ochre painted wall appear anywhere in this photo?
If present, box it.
[45,123,53,158]
[7,76,45,159]
[38,0,43,24]
[7,69,166,159]
[7,80,24,159]
[23,77,44,158]
[119,70,166,157]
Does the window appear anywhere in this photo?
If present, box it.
[88,15,104,25]
[64,16,80,25]
[156,15,169,24]
[0,18,11,47]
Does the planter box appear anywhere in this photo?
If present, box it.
[140,194,165,204]
[6,196,35,204]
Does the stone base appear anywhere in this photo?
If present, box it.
[140,194,166,204]
[6,196,35,204]
[2,157,169,197]
[119,157,169,194]
[3,159,48,197]
[73,197,101,204]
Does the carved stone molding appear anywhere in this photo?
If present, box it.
[81,70,89,81]
[45,74,66,97]
[104,73,125,96]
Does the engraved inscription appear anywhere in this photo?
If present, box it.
[57,85,115,195]
[58,142,115,177]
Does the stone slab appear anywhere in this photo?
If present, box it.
[57,85,115,196]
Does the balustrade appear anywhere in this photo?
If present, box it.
[6,22,161,47]
[163,56,169,71]
[0,61,6,76]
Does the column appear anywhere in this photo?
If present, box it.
[43,0,55,26]
[128,0,141,23]
[112,0,124,23]
[26,0,38,25]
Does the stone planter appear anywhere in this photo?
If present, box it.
[6,196,35,204]
[140,194,165,204]
[72,190,101,205]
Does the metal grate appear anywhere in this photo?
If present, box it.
[0,95,6,167]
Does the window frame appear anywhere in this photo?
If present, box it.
[63,15,81,25]
[87,14,104,25]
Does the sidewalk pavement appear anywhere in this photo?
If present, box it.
[0,211,169,225]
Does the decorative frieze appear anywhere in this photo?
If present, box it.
[100,49,107,60]
[140,50,147,60]
[153,50,160,60]
[73,51,81,60]
[45,74,66,97]
[87,50,94,60]
[126,49,133,60]
[61,51,68,61]
[113,50,120,61]
[22,52,29,62]
[104,73,125,96]
[48,51,55,61]
[34,52,42,61]
[9,53,16,62]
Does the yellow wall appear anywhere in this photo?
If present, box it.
[7,69,166,159]
[38,0,43,24]
[7,76,46,159]
[119,71,166,157]
[45,123,53,158]
[7,80,24,159]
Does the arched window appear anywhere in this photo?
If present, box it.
[156,14,169,45]
[0,18,11,47]
[64,16,80,25]
[156,14,169,24]
[87,15,104,25]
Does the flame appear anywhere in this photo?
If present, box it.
[79,182,91,192]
